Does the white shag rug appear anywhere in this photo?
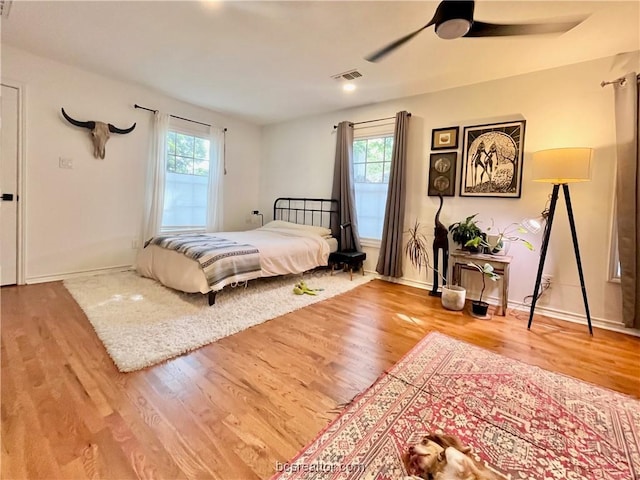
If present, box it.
[63,270,372,372]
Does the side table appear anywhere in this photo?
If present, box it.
[450,250,512,316]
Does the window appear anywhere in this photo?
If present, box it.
[352,134,394,240]
[162,130,211,231]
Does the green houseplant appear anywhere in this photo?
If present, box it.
[465,220,534,254]
[404,219,430,276]
[404,220,466,311]
[448,214,484,252]
[467,262,500,317]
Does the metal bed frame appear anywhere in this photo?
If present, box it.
[273,197,340,238]
[207,197,339,306]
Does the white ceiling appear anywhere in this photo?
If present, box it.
[2,1,639,125]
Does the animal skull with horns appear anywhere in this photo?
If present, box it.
[61,108,136,159]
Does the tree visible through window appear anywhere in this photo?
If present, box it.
[353,135,394,240]
[167,131,210,176]
[162,130,211,230]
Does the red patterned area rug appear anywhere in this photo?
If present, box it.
[272,332,640,480]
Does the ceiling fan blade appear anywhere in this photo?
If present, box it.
[365,21,434,63]
[464,18,584,37]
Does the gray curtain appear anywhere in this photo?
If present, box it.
[614,73,639,329]
[376,111,410,277]
[332,121,361,251]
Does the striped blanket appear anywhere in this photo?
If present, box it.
[146,234,261,291]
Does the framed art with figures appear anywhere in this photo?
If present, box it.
[460,120,526,198]
[428,152,457,196]
[431,126,459,150]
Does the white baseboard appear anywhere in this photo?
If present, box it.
[368,271,640,337]
[376,273,430,291]
[26,265,134,284]
[509,302,639,337]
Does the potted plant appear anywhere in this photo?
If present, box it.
[440,284,467,311]
[404,219,430,276]
[467,262,500,317]
[405,220,466,311]
[465,220,534,255]
[448,214,484,252]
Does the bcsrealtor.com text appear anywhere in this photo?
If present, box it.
[275,461,366,474]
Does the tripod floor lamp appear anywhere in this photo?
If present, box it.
[528,148,593,335]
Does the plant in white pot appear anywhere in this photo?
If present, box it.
[440,284,467,311]
[404,220,466,311]
[467,262,500,318]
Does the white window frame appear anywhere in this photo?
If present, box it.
[352,128,394,246]
[161,121,211,234]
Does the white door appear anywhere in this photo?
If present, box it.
[1,84,20,286]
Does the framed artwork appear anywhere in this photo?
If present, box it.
[460,120,526,198]
[428,152,457,196]
[431,126,459,150]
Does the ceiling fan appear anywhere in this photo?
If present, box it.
[365,0,584,63]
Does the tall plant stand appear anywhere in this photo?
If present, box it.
[527,184,593,335]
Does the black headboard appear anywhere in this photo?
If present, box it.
[273,197,340,237]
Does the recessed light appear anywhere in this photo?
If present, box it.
[343,83,356,92]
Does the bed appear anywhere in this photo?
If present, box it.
[136,198,339,305]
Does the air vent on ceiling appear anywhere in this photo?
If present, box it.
[331,69,363,81]
[0,0,12,18]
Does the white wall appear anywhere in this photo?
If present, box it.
[2,46,262,281]
[261,53,640,327]
[3,42,636,327]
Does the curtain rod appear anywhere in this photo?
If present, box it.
[333,113,412,129]
[600,74,639,88]
[601,77,626,88]
[134,104,227,131]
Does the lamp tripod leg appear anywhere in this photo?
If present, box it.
[528,184,560,330]
[562,185,593,335]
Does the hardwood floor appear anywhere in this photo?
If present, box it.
[1,279,639,479]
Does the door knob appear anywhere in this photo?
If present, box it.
[1,193,14,201]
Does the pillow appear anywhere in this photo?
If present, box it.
[262,220,332,237]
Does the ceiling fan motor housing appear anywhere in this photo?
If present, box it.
[434,0,475,39]
[365,0,583,63]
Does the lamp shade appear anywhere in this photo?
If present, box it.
[521,216,544,234]
[532,148,592,183]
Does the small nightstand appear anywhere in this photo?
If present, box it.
[328,251,366,280]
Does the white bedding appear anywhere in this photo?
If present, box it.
[136,226,337,294]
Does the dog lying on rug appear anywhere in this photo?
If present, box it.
[402,433,507,480]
